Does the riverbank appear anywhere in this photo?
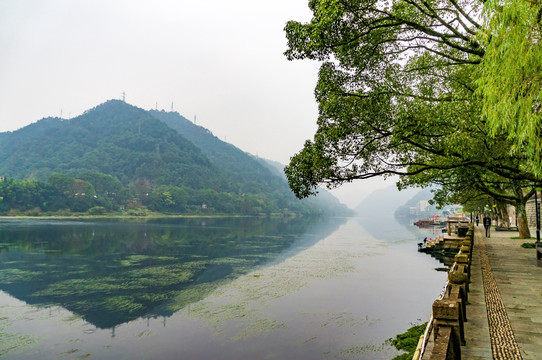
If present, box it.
[0,212,306,221]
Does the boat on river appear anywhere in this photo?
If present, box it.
[414,215,446,228]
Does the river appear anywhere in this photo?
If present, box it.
[0,216,446,359]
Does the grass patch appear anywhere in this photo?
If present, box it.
[388,323,427,360]
[521,242,537,248]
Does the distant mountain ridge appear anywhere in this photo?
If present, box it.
[148,109,351,215]
[0,100,217,188]
[148,109,286,195]
[356,185,421,218]
[0,100,351,216]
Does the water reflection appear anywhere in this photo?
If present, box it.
[0,217,346,329]
[356,213,443,243]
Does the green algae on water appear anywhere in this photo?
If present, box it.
[0,216,328,330]
[0,315,40,357]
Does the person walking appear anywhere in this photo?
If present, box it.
[475,214,479,226]
[483,214,491,237]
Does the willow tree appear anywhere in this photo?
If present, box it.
[477,0,542,177]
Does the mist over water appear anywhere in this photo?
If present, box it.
[0,216,446,359]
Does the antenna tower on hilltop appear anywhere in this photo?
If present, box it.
[122,92,126,102]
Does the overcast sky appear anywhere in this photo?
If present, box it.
[0,0,393,208]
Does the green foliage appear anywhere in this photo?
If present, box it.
[282,0,541,236]
[88,206,106,215]
[0,100,352,216]
[0,100,218,190]
[77,170,130,210]
[477,0,542,176]
[283,0,494,199]
[147,185,188,213]
[388,323,427,360]
[149,109,346,214]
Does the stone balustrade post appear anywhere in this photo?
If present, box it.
[430,326,461,360]
[459,245,472,282]
[454,252,470,290]
[448,265,468,321]
[432,299,465,347]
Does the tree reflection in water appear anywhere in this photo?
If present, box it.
[0,217,344,329]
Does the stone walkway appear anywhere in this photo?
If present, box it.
[463,226,542,359]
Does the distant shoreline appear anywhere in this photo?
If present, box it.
[0,213,303,220]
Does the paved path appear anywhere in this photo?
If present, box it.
[462,226,542,359]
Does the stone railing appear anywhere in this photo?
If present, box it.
[446,217,470,236]
[413,225,474,360]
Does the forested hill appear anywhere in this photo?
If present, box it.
[149,109,352,216]
[148,109,286,195]
[0,100,218,189]
[0,100,351,216]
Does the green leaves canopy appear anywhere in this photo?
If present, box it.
[284,0,541,202]
[477,0,542,176]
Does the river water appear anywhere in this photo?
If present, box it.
[0,216,446,359]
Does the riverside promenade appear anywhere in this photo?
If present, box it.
[462,226,542,359]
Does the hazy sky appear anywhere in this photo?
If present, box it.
[0,0,393,207]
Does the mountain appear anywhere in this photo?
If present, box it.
[394,188,436,218]
[148,109,353,216]
[148,109,287,195]
[256,157,286,178]
[356,184,422,219]
[0,100,351,216]
[0,100,219,189]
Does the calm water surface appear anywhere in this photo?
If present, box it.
[0,216,446,359]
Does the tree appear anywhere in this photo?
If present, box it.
[48,174,96,212]
[0,178,47,212]
[283,0,542,237]
[147,185,188,213]
[476,0,542,176]
[410,166,535,237]
[77,170,129,210]
[283,0,486,196]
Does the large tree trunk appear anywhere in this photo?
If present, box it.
[496,200,511,228]
[516,202,531,239]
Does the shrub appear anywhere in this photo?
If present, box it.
[24,207,42,216]
[88,206,107,215]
